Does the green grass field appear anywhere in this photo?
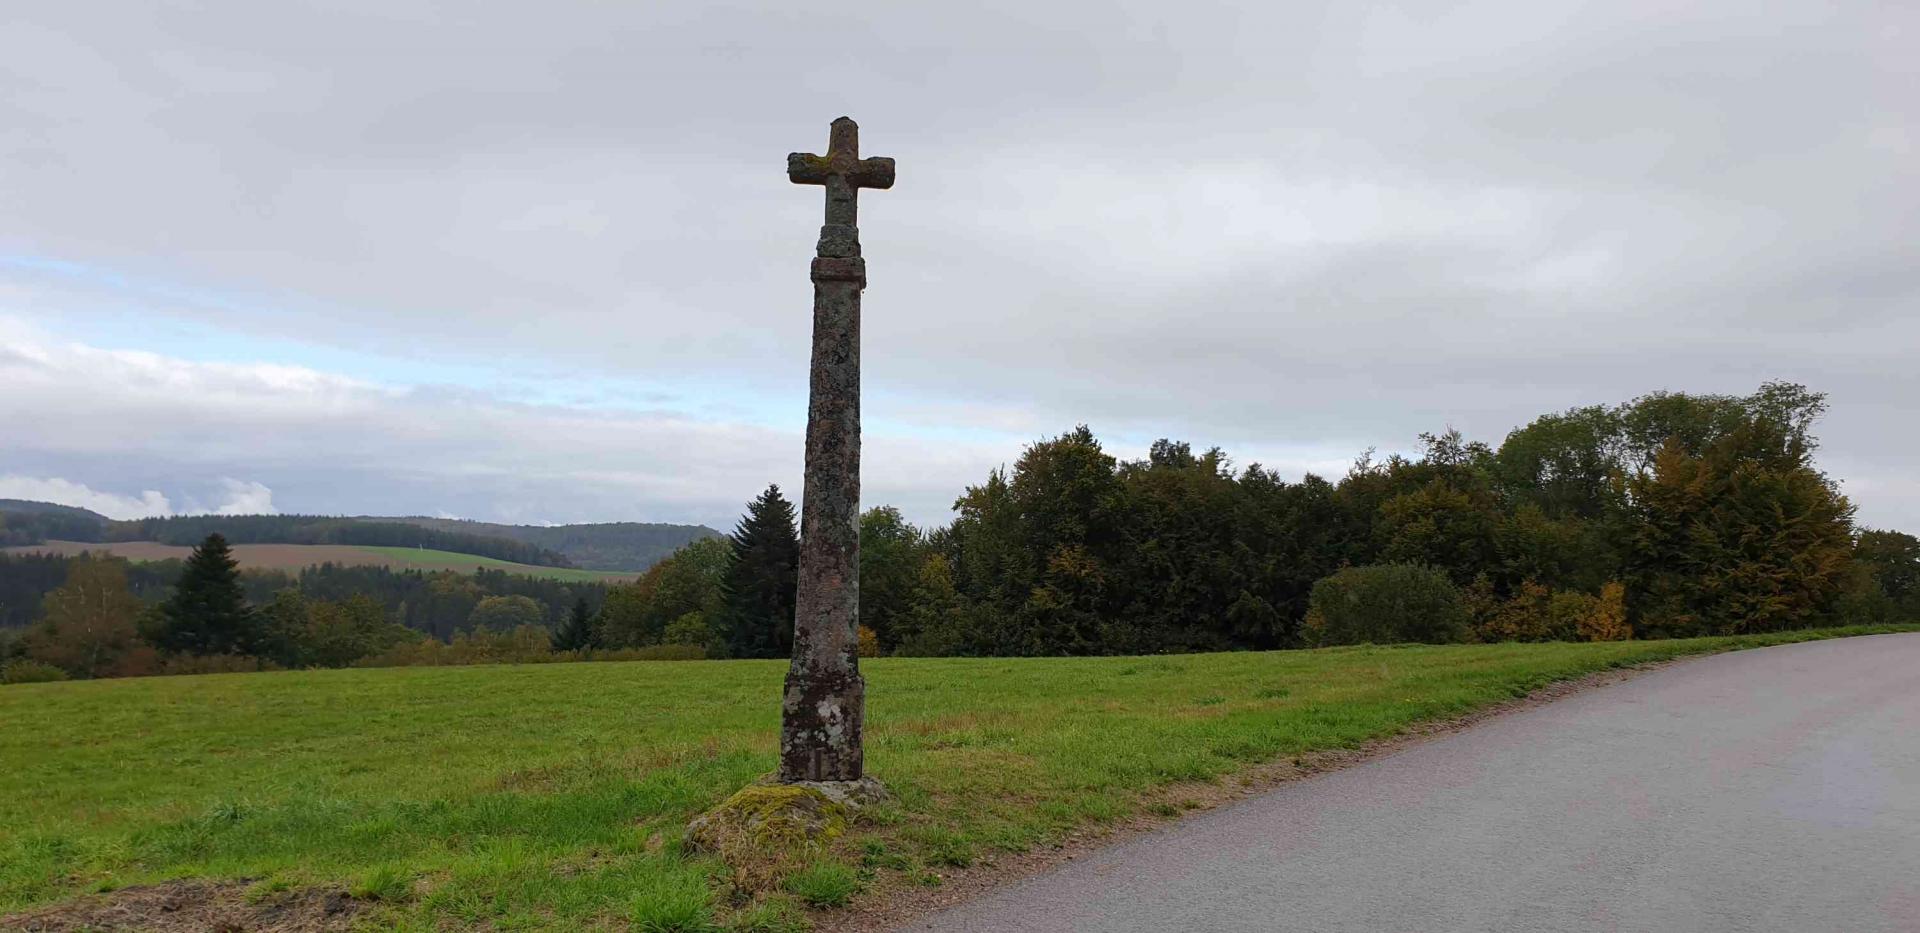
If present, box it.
[2,625,1911,929]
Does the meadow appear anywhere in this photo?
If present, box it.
[3,540,637,583]
[2,625,1911,930]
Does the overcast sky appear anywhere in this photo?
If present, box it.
[2,1,1914,532]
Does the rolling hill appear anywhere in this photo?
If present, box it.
[376,516,721,571]
[0,500,722,574]
[2,540,638,583]
[0,500,109,521]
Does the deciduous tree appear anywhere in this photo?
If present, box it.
[24,556,144,678]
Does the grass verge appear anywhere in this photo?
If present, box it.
[1,624,1912,929]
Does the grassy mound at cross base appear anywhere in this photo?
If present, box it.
[1,625,1911,929]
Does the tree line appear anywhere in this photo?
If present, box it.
[546,381,1918,659]
[4,381,1917,684]
[0,537,661,683]
[0,553,611,632]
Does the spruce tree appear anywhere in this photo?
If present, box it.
[151,533,260,656]
[553,597,598,651]
[719,485,800,659]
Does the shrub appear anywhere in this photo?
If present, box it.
[625,644,707,661]
[0,659,70,685]
[158,654,282,676]
[857,625,881,658]
[661,611,716,651]
[352,638,708,669]
[1547,590,1598,640]
[1578,582,1632,641]
[1305,564,1468,646]
[1471,579,1564,642]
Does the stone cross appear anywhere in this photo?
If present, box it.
[780,117,893,783]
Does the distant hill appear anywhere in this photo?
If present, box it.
[107,515,574,567]
[380,517,722,571]
[0,501,112,547]
[0,500,719,572]
[4,540,637,584]
[0,500,110,521]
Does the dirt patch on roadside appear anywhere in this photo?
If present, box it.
[0,880,362,933]
[820,660,1672,933]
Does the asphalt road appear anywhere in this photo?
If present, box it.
[902,634,1920,933]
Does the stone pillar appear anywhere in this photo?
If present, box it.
[781,214,868,783]
[781,117,891,784]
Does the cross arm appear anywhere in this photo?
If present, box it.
[787,153,896,190]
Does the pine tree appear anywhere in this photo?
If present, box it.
[719,485,800,659]
[553,597,597,651]
[149,533,260,656]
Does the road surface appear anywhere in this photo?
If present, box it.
[902,633,1920,933]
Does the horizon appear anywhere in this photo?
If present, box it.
[3,1,1914,533]
[0,497,723,532]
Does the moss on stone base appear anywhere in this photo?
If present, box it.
[696,784,849,851]
[686,783,852,885]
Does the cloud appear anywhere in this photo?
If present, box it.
[0,1,1915,531]
[0,473,280,521]
[0,317,1013,527]
[209,479,277,516]
[0,475,173,520]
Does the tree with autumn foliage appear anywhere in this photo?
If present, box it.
[23,556,152,678]
[1625,411,1855,637]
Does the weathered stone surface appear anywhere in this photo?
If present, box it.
[815,223,860,258]
[810,256,866,284]
[781,117,893,783]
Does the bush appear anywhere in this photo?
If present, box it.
[1471,579,1566,643]
[624,643,706,661]
[1547,590,1598,640]
[1305,564,1468,646]
[1577,582,1633,641]
[158,654,283,676]
[0,658,70,685]
[352,636,707,669]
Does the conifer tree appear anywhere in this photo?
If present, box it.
[553,597,598,651]
[149,533,260,656]
[719,485,800,659]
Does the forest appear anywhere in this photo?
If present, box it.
[3,382,1916,683]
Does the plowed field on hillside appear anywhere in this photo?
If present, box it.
[2,540,637,582]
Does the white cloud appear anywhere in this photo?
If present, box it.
[0,319,1012,527]
[210,478,277,516]
[0,473,280,520]
[0,475,173,520]
[0,1,1915,532]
